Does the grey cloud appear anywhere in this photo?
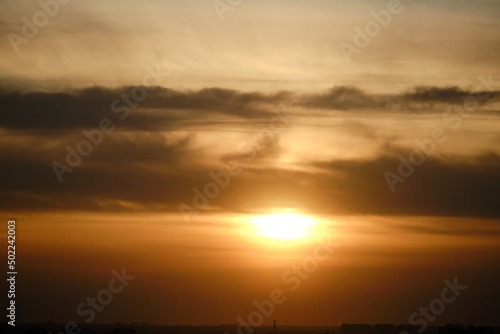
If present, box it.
[1,85,498,132]
[2,130,500,220]
[1,85,499,220]
[0,86,291,131]
[302,86,500,111]
[311,150,500,218]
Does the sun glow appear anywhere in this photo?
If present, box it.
[250,213,315,240]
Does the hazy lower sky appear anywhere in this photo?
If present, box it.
[1,0,500,328]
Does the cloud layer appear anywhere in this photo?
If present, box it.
[1,85,499,218]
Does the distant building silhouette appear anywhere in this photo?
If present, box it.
[341,323,372,334]
[440,324,465,334]
[396,325,420,334]
[373,324,396,334]
[108,327,136,334]
[342,324,422,334]
[25,328,48,334]
[81,328,97,334]
[439,325,494,334]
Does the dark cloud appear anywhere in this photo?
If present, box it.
[302,86,387,110]
[1,126,500,219]
[403,86,471,103]
[1,85,499,219]
[0,87,119,130]
[382,217,500,236]
[302,86,500,111]
[1,85,498,133]
[310,150,500,218]
[143,87,291,115]
[0,86,291,131]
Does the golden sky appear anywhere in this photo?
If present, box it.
[1,0,500,327]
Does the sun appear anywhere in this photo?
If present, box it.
[250,213,315,240]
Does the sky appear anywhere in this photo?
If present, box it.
[1,0,500,328]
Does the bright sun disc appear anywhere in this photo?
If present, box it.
[250,213,315,240]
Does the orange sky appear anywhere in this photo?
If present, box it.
[1,0,500,327]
